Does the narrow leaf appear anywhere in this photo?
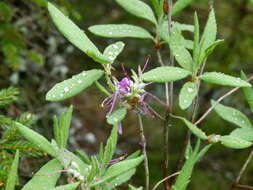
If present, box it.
[15,122,57,157]
[46,70,104,102]
[211,100,252,129]
[171,0,193,15]
[22,159,62,190]
[89,24,153,39]
[115,0,157,24]
[49,183,80,190]
[241,71,253,113]
[179,82,198,110]
[200,72,251,87]
[142,66,191,83]
[181,118,208,140]
[107,108,127,125]
[6,150,19,190]
[48,3,109,64]
[220,135,252,149]
[199,9,217,59]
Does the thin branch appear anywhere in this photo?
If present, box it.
[232,184,253,190]
[152,172,180,190]
[194,75,253,126]
[138,114,150,190]
[230,148,253,190]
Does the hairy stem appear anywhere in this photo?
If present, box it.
[138,114,150,190]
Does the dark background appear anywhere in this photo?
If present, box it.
[0,0,253,189]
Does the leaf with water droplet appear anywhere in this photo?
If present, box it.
[230,128,253,142]
[21,159,62,190]
[115,0,157,24]
[89,24,153,39]
[241,71,253,113]
[169,27,193,71]
[211,100,252,129]
[103,42,125,63]
[46,70,104,102]
[179,82,198,110]
[142,66,191,83]
[200,72,251,87]
[220,135,252,149]
[107,108,127,125]
[48,3,109,64]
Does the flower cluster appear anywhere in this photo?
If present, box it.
[67,161,84,181]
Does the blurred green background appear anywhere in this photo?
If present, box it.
[0,0,253,189]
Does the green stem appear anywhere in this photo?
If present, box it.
[138,114,150,190]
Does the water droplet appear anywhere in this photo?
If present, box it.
[64,87,69,92]
[60,94,63,97]
[109,32,113,35]
[108,56,114,60]
[187,88,193,93]
[112,44,118,49]
[82,72,86,76]
[77,80,82,84]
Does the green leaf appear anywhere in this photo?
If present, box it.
[48,3,109,64]
[142,66,191,83]
[220,135,252,149]
[91,156,144,187]
[54,106,73,149]
[241,71,253,113]
[200,72,251,87]
[22,159,62,190]
[170,28,193,71]
[115,0,157,24]
[211,100,252,129]
[6,150,19,190]
[179,82,198,110]
[193,12,200,65]
[104,169,136,189]
[89,24,153,39]
[181,118,208,140]
[103,124,118,167]
[49,183,80,190]
[198,40,224,67]
[171,0,193,15]
[15,122,57,157]
[46,70,104,102]
[230,128,253,142]
[107,108,127,125]
[103,41,125,63]
[199,9,217,62]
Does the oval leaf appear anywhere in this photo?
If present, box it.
[220,135,252,149]
[89,24,153,39]
[211,100,252,129]
[22,159,62,190]
[46,70,104,102]
[103,41,125,63]
[230,128,253,142]
[49,183,80,190]
[179,82,198,110]
[107,108,127,125]
[48,3,109,64]
[200,72,251,87]
[142,66,191,83]
[115,0,157,24]
[15,122,57,157]
[6,150,19,190]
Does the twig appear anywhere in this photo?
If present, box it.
[138,114,150,190]
[152,172,180,190]
[232,184,253,190]
[231,148,253,190]
[194,75,253,126]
